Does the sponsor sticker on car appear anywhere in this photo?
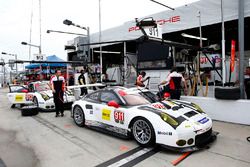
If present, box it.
[15,94,24,102]
[114,111,124,124]
[102,109,111,121]
[198,117,209,124]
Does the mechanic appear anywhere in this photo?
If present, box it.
[244,66,250,99]
[78,69,88,96]
[159,67,187,99]
[136,71,150,87]
[50,70,65,117]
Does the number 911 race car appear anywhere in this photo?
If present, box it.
[7,81,75,111]
[71,86,216,152]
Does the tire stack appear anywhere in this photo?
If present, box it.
[21,105,39,116]
[214,87,240,100]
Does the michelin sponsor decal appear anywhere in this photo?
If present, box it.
[198,117,209,124]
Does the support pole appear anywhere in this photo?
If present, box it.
[221,0,226,86]
[99,0,103,82]
[239,0,245,99]
[123,42,127,86]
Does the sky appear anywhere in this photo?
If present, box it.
[0,0,199,64]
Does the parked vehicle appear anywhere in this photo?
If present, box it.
[71,86,216,152]
[7,81,75,110]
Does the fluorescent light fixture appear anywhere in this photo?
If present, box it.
[94,51,121,54]
[181,33,207,40]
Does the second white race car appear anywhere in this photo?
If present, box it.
[71,86,216,152]
[7,81,75,111]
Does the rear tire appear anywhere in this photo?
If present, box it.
[73,106,85,127]
[132,117,155,147]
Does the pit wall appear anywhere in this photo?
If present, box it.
[181,96,250,125]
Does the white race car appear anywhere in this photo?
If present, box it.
[7,81,75,111]
[71,86,216,152]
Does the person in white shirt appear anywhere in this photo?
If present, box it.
[50,70,65,117]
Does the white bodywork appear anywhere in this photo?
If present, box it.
[72,87,213,150]
[7,81,75,111]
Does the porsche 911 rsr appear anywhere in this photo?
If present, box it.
[7,81,75,111]
[71,86,216,152]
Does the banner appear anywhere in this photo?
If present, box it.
[230,40,236,72]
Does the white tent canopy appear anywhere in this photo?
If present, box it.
[90,0,250,45]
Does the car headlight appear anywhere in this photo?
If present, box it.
[160,112,179,126]
[191,103,204,113]
[66,90,74,96]
[41,93,50,101]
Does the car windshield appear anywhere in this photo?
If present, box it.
[35,83,51,92]
[122,93,150,106]
[139,91,159,103]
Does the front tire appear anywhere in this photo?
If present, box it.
[73,106,85,127]
[33,97,38,107]
[132,117,155,146]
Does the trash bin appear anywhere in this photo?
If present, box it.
[74,87,81,100]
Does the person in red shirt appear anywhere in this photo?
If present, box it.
[159,67,187,99]
[136,71,150,87]
[50,70,65,117]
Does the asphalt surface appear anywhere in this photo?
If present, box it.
[0,87,250,167]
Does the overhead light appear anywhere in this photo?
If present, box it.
[181,33,207,40]
[94,50,121,54]
[136,17,157,28]
[63,19,73,26]
[21,42,28,45]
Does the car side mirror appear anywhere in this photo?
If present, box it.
[21,89,28,93]
[107,100,120,108]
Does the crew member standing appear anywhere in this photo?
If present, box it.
[50,70,65,117]
[136,71,150,88]
[78,69,88,96]
[159,67,187,99]
[244,66,250,99]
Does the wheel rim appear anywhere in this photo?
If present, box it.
[74,107,84,125]
[133,119,152,144]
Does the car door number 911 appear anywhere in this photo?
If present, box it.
[114,111,124,124]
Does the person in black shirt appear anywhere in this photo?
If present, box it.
[50,70,65,117]
[78,69,88,96]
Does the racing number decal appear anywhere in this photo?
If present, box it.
[152,103,166,109]
[15,94,24,102]
[25,94,33,101]
[102,109,111,121]
[114,111,124,124]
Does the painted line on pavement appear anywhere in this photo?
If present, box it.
[96,146,159,167]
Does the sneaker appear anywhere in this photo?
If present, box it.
[55,114,59,117]
[61,113,64,117]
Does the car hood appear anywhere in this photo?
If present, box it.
[137,101,210,129]
[40,90,53,98]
